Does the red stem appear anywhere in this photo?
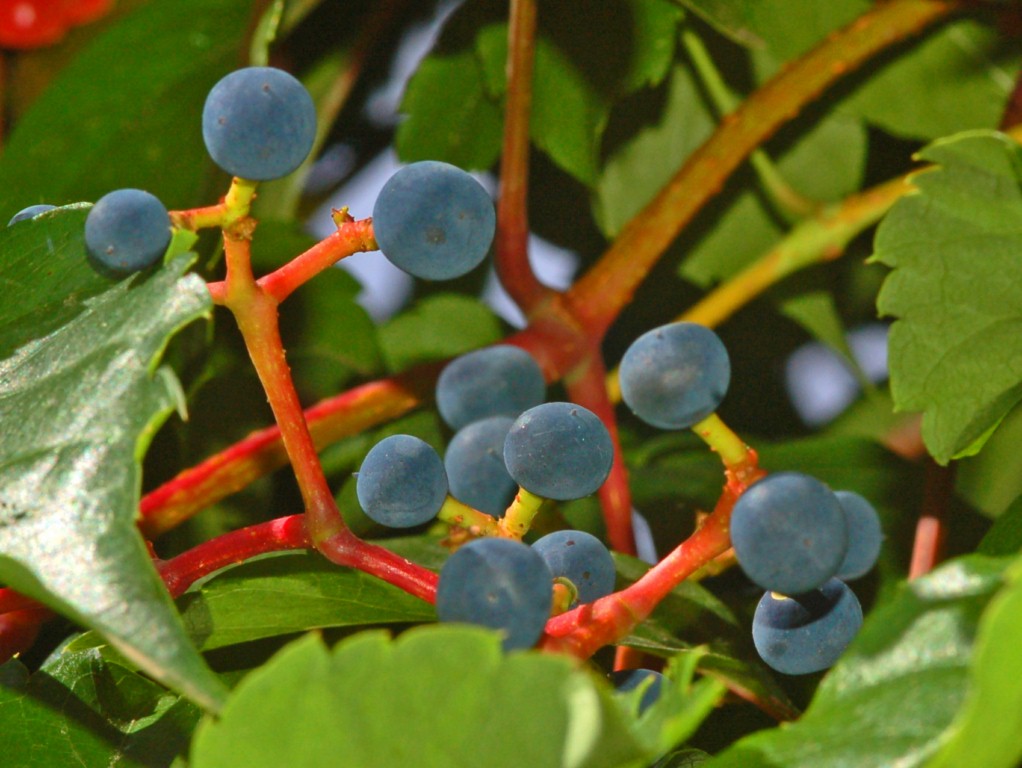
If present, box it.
[563,351,636,554]
[908,459,954,579]
[495,0,547,314]
[157,515,311,598]
[209,217,378,305]
[318,531,439,604]
[541,464,764,659]
[0,609,48,665]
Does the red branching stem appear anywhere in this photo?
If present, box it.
[210,218,377,305]
[157,515,311,598]
[140,373,429,538]
[909,459,955,579]
[541,463,765,659]
[495,0,547,314]
[563,352,636,554]
[0,608,49,665]
[317,531,439,604]
[222,234,346,545]
[565,0,959,339]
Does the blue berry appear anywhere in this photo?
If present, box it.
[436,537,553,651]
[834,490,883,580]
[84,189,170,274]
[8,204,55,226]
[752,579,863,675]
[436,345,545,430]
[372,161,495,280]
[444,416,517,517]
[609,669,665,714]
[202,67,317,181]
[532,530,616,606]
[355,435,448,528]
[730,472,848,595]
[503,402,614,501]
[619,322,731,430]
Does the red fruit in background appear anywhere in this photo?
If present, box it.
[0,1,65,48]
[62,0,113,25]
[0,0,114,50]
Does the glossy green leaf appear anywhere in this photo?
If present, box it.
[378,294,503,372]
[0,211,224,711]
[704,555,1009,768]
[873,131,1022,464]
[178,551,436,651]
[926,555,1022,768]
[0,645,200,767]
[191,627,649,768]
[0,0,252,221]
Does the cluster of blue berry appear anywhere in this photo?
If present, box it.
[8,63,884,689]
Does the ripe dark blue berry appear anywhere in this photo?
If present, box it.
[84,189,171,274]
[532,530,616,606]
[436,345,545,430]
[834,490,883,580]
[8,204,55,226]
[435,537,553,651]
[751,578,863,675]
[609,669,666,714]
[730,472,848,595]
[503,402,614,501]
[372,161,495,280]
[619,322,731,430]
[355,434,448,528]
[444,416,517,517]
[202,67,317,181]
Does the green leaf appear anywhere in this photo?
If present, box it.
[873,130,1022,464]
[396,48,505,171]
[0,645,200,767]
[839,20,1022,141]
[0,0,253,221]
[978,495,1022,557]
[378,294,503,372]
[191,627,649,768]
[178,551,436,651]
[402,0,681,184]
[924,554,1022,768]
[595,62,866,285]
[0,211,225,711]
[704,555,1009,768]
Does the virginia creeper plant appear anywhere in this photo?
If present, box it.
[2,0,1022,766]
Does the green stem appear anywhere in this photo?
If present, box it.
[691,413,751,472]
[680,27,818,220]
[499,487,548,539]
[437,496,502,536]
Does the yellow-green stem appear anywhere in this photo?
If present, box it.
[437,496,501,536]
[691,413,749,470]
[499,487,548,539]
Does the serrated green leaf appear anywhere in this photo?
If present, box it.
[0,645,200,767]
[178,551,436,651]
[378,294,503,372]
[191,627,649,768]
[926,555,1022,768]
[0,213,224,711]
[0,0,252,221]
[704,555,1009,768]
[873,130,1022,464]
